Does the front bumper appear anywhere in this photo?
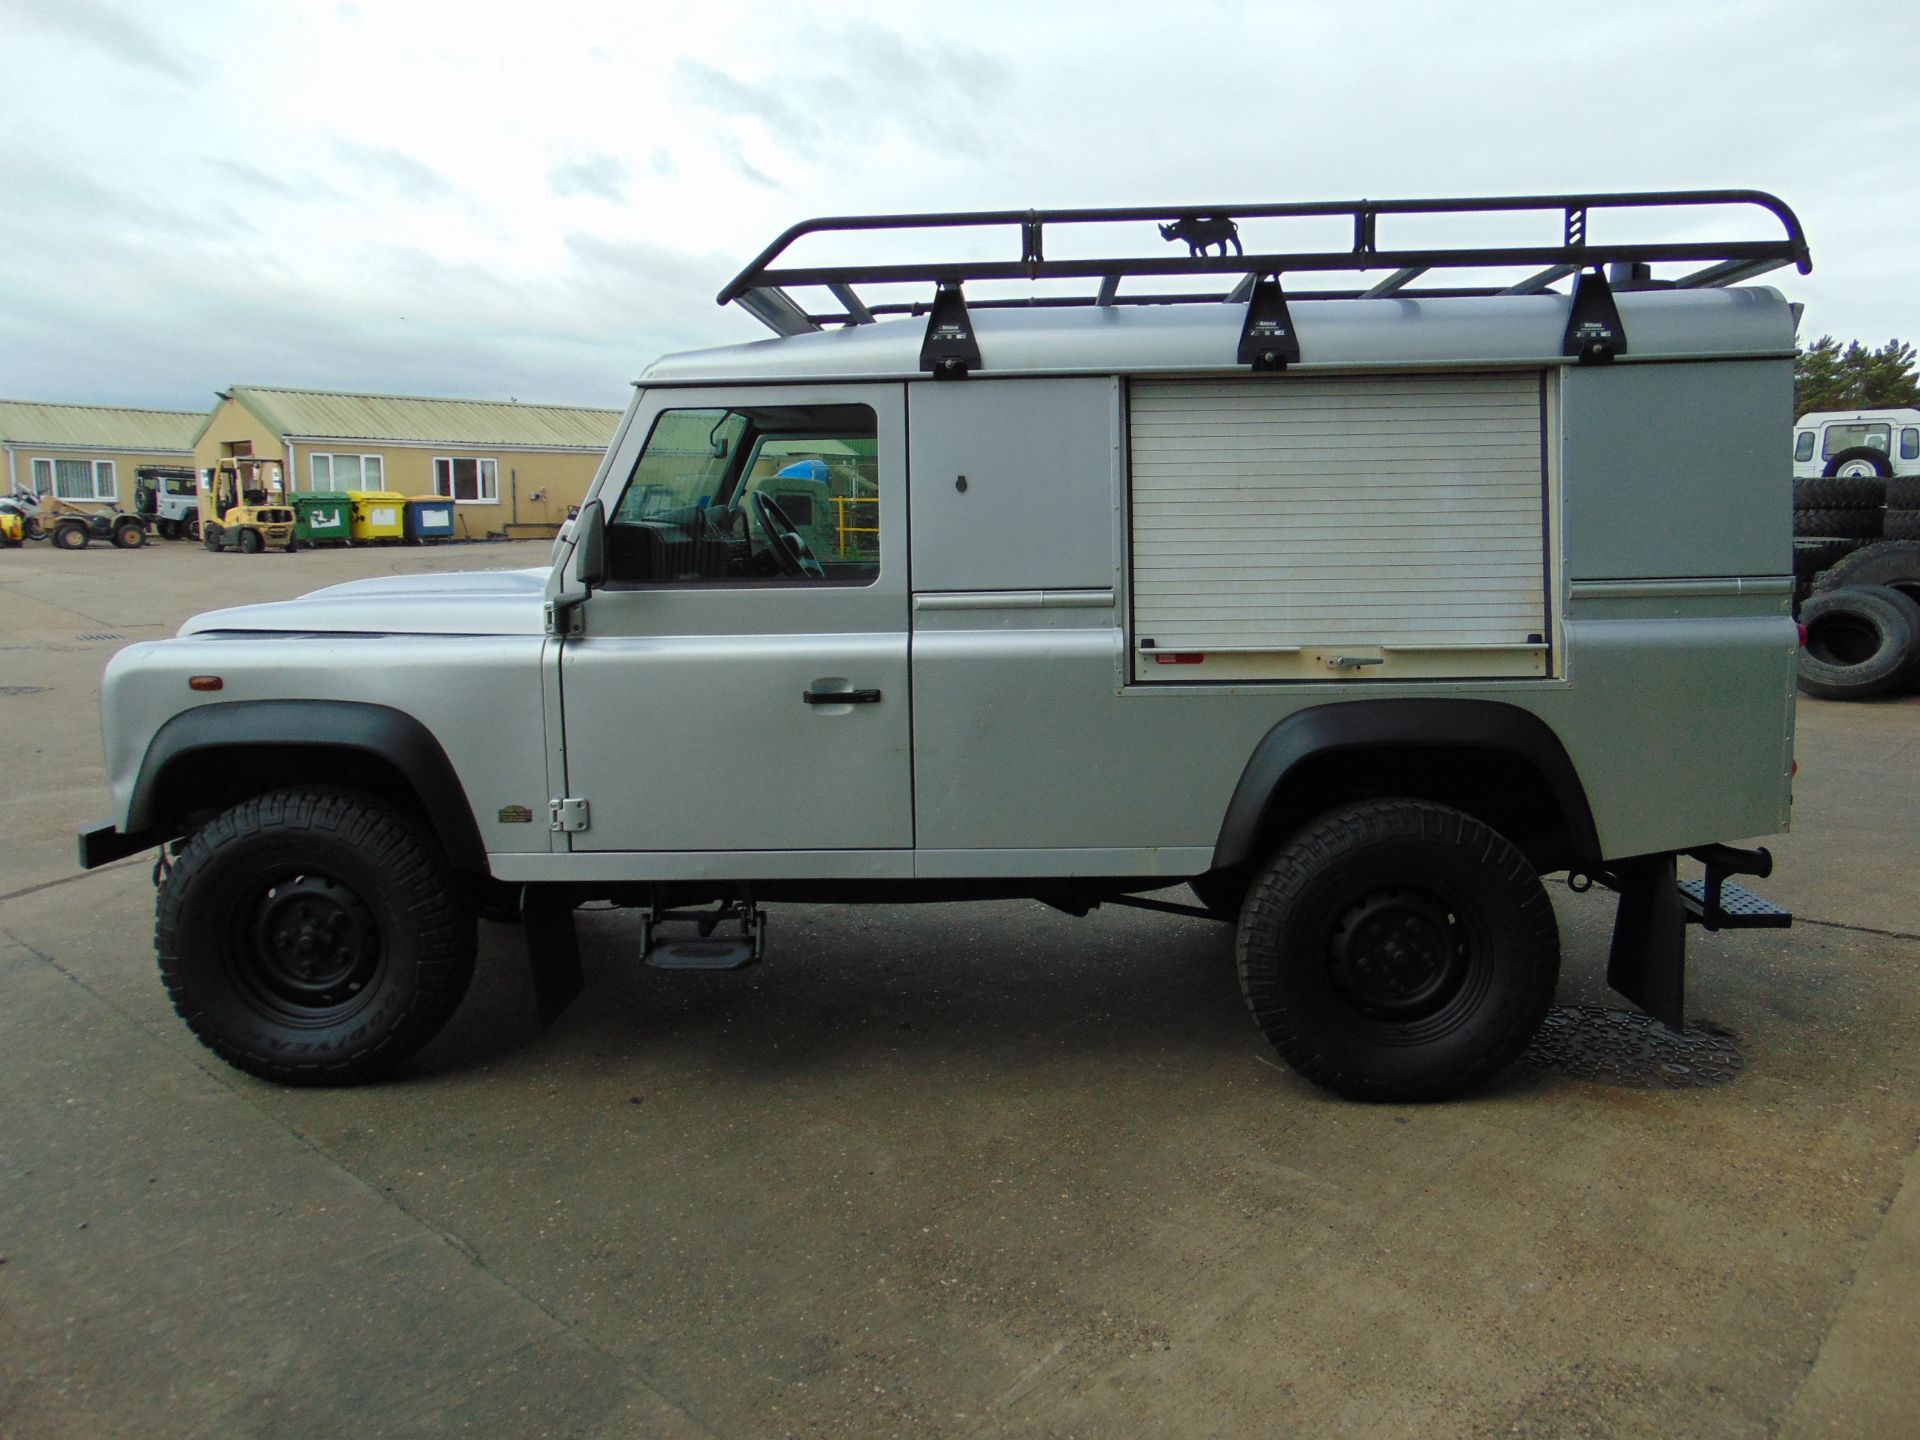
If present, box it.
[77,820,156,870]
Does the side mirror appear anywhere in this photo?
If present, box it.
[572,498,607,589]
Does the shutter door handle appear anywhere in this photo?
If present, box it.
[803,687,882,705]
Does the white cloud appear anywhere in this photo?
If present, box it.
[0,0,1915,408]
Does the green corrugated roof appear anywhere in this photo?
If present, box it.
[0,400,202,452]
[224,386,621,450]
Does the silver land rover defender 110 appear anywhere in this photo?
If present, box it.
[81,191,1807,1101]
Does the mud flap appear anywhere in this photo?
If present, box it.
[521,887,584,1027]
[1606,854,1687,1033]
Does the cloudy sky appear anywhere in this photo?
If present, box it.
[3,0,1917,413]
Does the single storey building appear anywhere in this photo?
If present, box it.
[1,400,203,508]
[191,386,622,538]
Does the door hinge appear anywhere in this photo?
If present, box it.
[549,798,591,833]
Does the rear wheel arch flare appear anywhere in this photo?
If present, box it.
[1210,699,1600,875]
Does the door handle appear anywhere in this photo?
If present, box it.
[803,687,882,705]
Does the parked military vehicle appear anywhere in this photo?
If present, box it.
[82,191,1806,1101]
[135,465,203,540]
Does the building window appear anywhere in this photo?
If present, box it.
[310,453,384,492]
[32,457,116,501]
[434,456,498,502]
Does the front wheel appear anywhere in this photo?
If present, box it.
[1236,799,1560,1101]
[52,520,89,550]
[156,789,478,1085]
[237,527,264,554]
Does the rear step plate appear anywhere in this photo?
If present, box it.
[1678,879,1792,930]
[646,938,759,971]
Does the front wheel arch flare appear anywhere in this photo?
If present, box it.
[129,699,488,874]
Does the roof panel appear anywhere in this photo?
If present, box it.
[638,287,1797,388]
[230,386,620,449]
[0,401,202,451]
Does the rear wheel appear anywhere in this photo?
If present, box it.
[112,520,147,549]
[1236,799,1560,1101]
[156,788,477,1085]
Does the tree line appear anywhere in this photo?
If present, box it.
[1795,336,1919,414]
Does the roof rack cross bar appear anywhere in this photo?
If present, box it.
[827,283,874,325]
[1501,264,1582,296]
[1363,266,1427,298]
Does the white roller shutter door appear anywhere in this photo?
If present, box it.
[1129,373,1549,681]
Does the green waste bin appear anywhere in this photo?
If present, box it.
[291,493,352,545]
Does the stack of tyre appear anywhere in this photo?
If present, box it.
[1794,450,1920,701]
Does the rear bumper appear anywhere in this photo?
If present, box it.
[77,820,156,870]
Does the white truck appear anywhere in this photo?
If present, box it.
[81,191,1806,1101]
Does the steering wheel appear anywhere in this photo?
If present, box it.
[749,492,825,579]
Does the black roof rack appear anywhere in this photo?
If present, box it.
[716,190,1811,340]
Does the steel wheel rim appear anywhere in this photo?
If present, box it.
[229,869,384,1023]
[1319,876,1491,1042]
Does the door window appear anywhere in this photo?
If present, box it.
[605,404,880,586]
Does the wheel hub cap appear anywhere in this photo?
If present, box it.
[247,873,380,1010]
[1328,888,1468,1019]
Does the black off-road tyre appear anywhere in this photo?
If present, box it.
[1235,799,1560,1102]
[53,520,89,550]
[1793,507,1881,540]
[156,788,477,1085]
[1887,475,1920,510]
[1814,540,1920,607]
[1793,537,1864,581]
[1885,511,1920,542]
[1825,446,1893,479]
[1796,586,1920,701]
[1793,474,1885,509]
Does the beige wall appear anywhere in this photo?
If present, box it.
[190,397,287,477]
[188,395,607,536]
[290,445,603,537]
[5,445,194,511]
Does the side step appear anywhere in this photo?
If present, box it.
[1678,877,1792,930]
[643,904,766,971]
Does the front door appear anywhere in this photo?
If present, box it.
[559,384,912,853]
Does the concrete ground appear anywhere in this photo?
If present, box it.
[1,537,1914,1439]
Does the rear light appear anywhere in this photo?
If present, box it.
[1797,623,1808,648]
[1154,653,1205,665]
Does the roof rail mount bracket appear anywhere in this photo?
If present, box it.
[1237,277,1301,372]
[920,283,982,379]
[1563,268,1628,364]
